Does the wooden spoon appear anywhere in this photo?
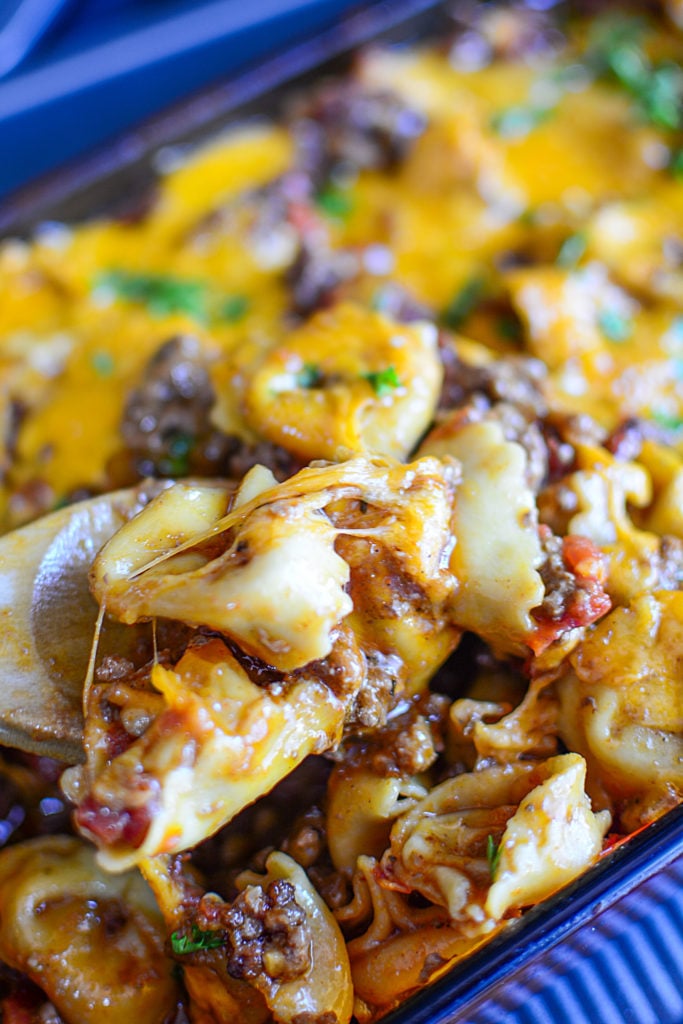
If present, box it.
[0,488,150,764]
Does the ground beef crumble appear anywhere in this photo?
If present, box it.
[121,335,300,482]
[487,401,548,492]
[437,349,550,489]
[193,881,311,983]
[280,808,351,911]
[244,172,355,319]
[281,807,326,869]
[338,693,449,777]
[289,81,427,180]
[348,653,401,731]
[220,435,301,483]
[121,335,216,477]
[535,530,578,622]
[284,237,358,317]
[438,349,547,417]
[530,527,612,652]
[191,83,426,320]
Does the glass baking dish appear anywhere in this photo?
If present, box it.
[0,1,681,1020]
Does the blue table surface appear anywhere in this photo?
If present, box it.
[0,3,682,1021]
[467,855,683,1024]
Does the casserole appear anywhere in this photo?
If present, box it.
[0,1,681,1022]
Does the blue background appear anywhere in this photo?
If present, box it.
[0,0,365,198]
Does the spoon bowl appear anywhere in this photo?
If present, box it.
[0,488,149,763]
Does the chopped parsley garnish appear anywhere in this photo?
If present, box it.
[590,16,683,133]
[650,409,683,432]
[589,17,647,74]
[518,208,539,227]
[96,270,255,326]
[161,432,195,478]
[671,149,683,181]
[171,924,224,955]
[219,294,250,323]
[556,232,587,270]
[316,187,355,220]
[641,64,683,132]
[490,105,554,139]
[364,366,401,397]
[370,289,390,313]
[442,276,487,330]
[496,315,523,342]
[97,269,209,321]
[91,351,115,377]
[597,309,632,343]
[487,835,501,880]
[296,363,323,389]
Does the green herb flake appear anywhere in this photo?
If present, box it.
[608,41,649,93]
[364,366,402,397]
[370,288,390,313]
[518,208,539,228]
[496,315,523,342]
[589,16,647,79]
[486,834,501,880]
[490,105,554,140]
[171,924,225,955]
[316,187,355,220]
[442,276,487,330]
[296,363,323,389]
[671,149,683,180]
[162,432,195,478]
[650,409,683,432]
[97,269,209,322]
[645,64,683,131]
[556,232,587,270]
[597,309,633,343]
[590,17,683,133]
[218,294,250,323]
[91,351,115,377]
